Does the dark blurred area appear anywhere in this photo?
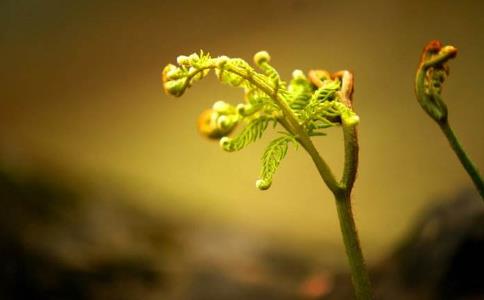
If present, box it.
[0,164,483,299]
[0,166,180,299]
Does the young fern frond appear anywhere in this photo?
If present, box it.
[243,89,279,114]
[162,50,360,189]
[295,78,358,135]
[311,79,340,103]
[220,116,275,152]
[215,57,255,88]
[254,51,280,81]
[162,51,287,108]
[415,40,483,199]
[288,70,314,110]
[256,135,297,190]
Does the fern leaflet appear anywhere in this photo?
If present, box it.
[256,135,297,190]
[220,116,274,152]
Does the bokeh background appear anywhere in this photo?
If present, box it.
[1,0,483,299]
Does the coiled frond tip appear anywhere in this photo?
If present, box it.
[256,179,271,190]
[254,51,271,65]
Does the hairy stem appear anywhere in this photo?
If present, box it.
[280,103,371,298]
[335,192,372,300]
[304,126,372,299]
[341,124,359,190]
[439,121,484,199]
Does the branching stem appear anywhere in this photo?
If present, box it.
[302,71,372,299]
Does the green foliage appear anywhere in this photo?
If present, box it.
[220,116,275,152]
[162,50,359,190]
[298,79,341,135]
[287,70,313,110]
[256,135,297,190]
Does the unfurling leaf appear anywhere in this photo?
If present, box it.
[256,135,296,190]
[220,116,274,152]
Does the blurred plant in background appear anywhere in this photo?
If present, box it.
[415,40,483,199]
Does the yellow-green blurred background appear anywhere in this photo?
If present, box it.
[1,0,483,265]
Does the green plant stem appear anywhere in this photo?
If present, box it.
[335,192,372,300]
[297,136,342,194]
[439,121,484,199]
[302,123,372,300]
[337,123,372,300]
[340,110,359,191]
[298,72,371,299]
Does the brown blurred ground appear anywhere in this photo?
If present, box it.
[0,167,482,299]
